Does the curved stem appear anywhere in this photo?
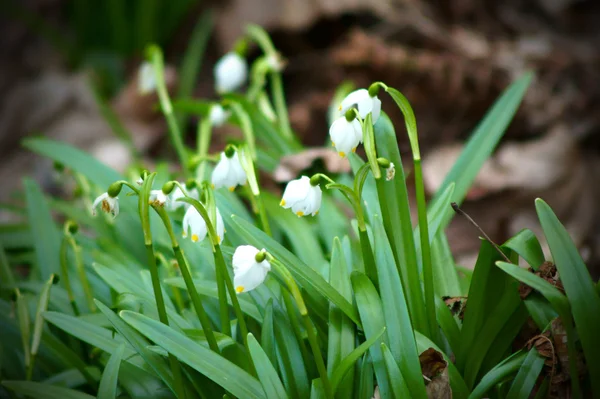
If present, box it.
[59,238,79,316]
[195,118,213,180]
[153,206,221,353]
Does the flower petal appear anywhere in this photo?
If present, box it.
[340,89,370,114]
[232,245,260,273]
[281,176,311,208]
[214,53,248,93]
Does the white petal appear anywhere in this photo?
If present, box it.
[231,153,247,187]
[214,53,248,93]
[340,89,370,114]
[92,192,109,215]
[281,176,311,208]
[209,105,229,127]
[232,245,260,273]
[211,153,233,189]
[234,263,269,293]
[370,96,382,123]
[329,117,361,156]
[215,208,225,244]
[306,185,322,216]
[138,62,155,94]
[183,207,207,242]
[149,190,168,206]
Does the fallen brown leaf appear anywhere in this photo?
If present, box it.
[420,348,452,399]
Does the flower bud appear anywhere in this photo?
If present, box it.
[107,182,123,198]
[162,181,175,195]
[376,157,391,168]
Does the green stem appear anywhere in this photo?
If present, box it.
[414,159,439,345]
[196,118,212,180]
[270,72,293,139]
[138,174,186,398]
[156,253,185,314]
[213,246,231,336]
[149,46,189,176]
[67,237,95,313]
[358,228,378,288]
[154,206,221,353]
[271,259,333,399]
[254,194,272,236]
[59,239,80,316]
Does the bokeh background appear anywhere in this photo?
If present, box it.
[2,0,600,272]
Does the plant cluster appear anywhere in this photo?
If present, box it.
[1,24,599,399]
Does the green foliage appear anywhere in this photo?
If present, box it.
[1,24,598,399]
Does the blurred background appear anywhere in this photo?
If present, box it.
[1,0,600,272]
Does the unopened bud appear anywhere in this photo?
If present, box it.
[255,250,267,263]
[368,83,380,98]
[162,181,175,195]
[107,182,123,198]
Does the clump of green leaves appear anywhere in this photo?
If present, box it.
[1,23,599,399]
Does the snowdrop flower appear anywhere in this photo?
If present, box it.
[214,52,248,93]
[138,62,156,95]
[182,206,225,244]
[149,190,168,207]
[232,245,270,294]
[212,150,247,191]
[209,104,230,127]
[339,88,381,123]
[329,113,362,157]
[168,184,199,211]
[92,193,119,218]
[385,162,396,181]
[280,176,322,217]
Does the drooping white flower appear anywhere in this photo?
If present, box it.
[168,184,199,211]
[182,206,225,244]
[209,104,230,127]
[385,162,396,181]
[149,190,168,207]
[138,62,156,95]
[92,193,119,218]
[339,89,381,123]
[211,151,247,191]
[232,245,270,294]
[329,116,362,157]
[214,52,248,93]
[280,176,322,217]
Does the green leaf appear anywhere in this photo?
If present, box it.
[496,262,569,315]
[31,274,55,356]
[327,238,355,398]
[260,299,278,372]
[120,310,266,399]
[24,179,61,280]
[535,198,600,392]
[247,333,289,399]
[435,296,461,356]
[15,289,31,370]
[430,72,533,229]
[431,232,462,297]
[381,343,411,399]
[95,300,179,396]
[373,114,426,334]
[503,229,545,269]
[506,348,545,398]
[372,215,427,398]
[229,215,359,325]
[330,327,385,394]
[358,355,374,399]
[468,351,527,399]
[97,343,125,399]
[177,10,213,101]
[351,271,391,398]
[1,381,95,399]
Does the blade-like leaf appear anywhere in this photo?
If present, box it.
[248,333,288,399]
[503,229,545,269]
[120,310,266,399]
[381,343,411,399]
[97,343,125,399]
[506,348,545,398]
[468,351,527,399]
[2,381,95,399]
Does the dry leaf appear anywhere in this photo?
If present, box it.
[419,348,452,399]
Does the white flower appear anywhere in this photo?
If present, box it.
[232,245,270,294]
[280,176,322,217]
[385,162,396,181]
[136,178,143,186]
[329,116,362,157]
[266,53,285,72]
[214,52,248,93]
[211,151,247,191]
[182,206,225,244]
[92,193,119,218]
[149,190,168,207]
[168,184,199,211]
[339,89,381,123]
[138,62,156,95]
[209,104,230,127]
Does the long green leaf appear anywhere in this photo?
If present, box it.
[372,215,426,398]
[351,272,391,398]
[381,343,411,399]
[506,348,545,398]
[503,229,545,269]
[330,327,385,394]
[24,179,61,280]
[120,310,266,399]
[431,72,533,229]
[97,343,125,399]
[1,381,95,399]
[468,351,526,399]
[248,333,288,399]
[327,238,355,398]
[536,198,600,392]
